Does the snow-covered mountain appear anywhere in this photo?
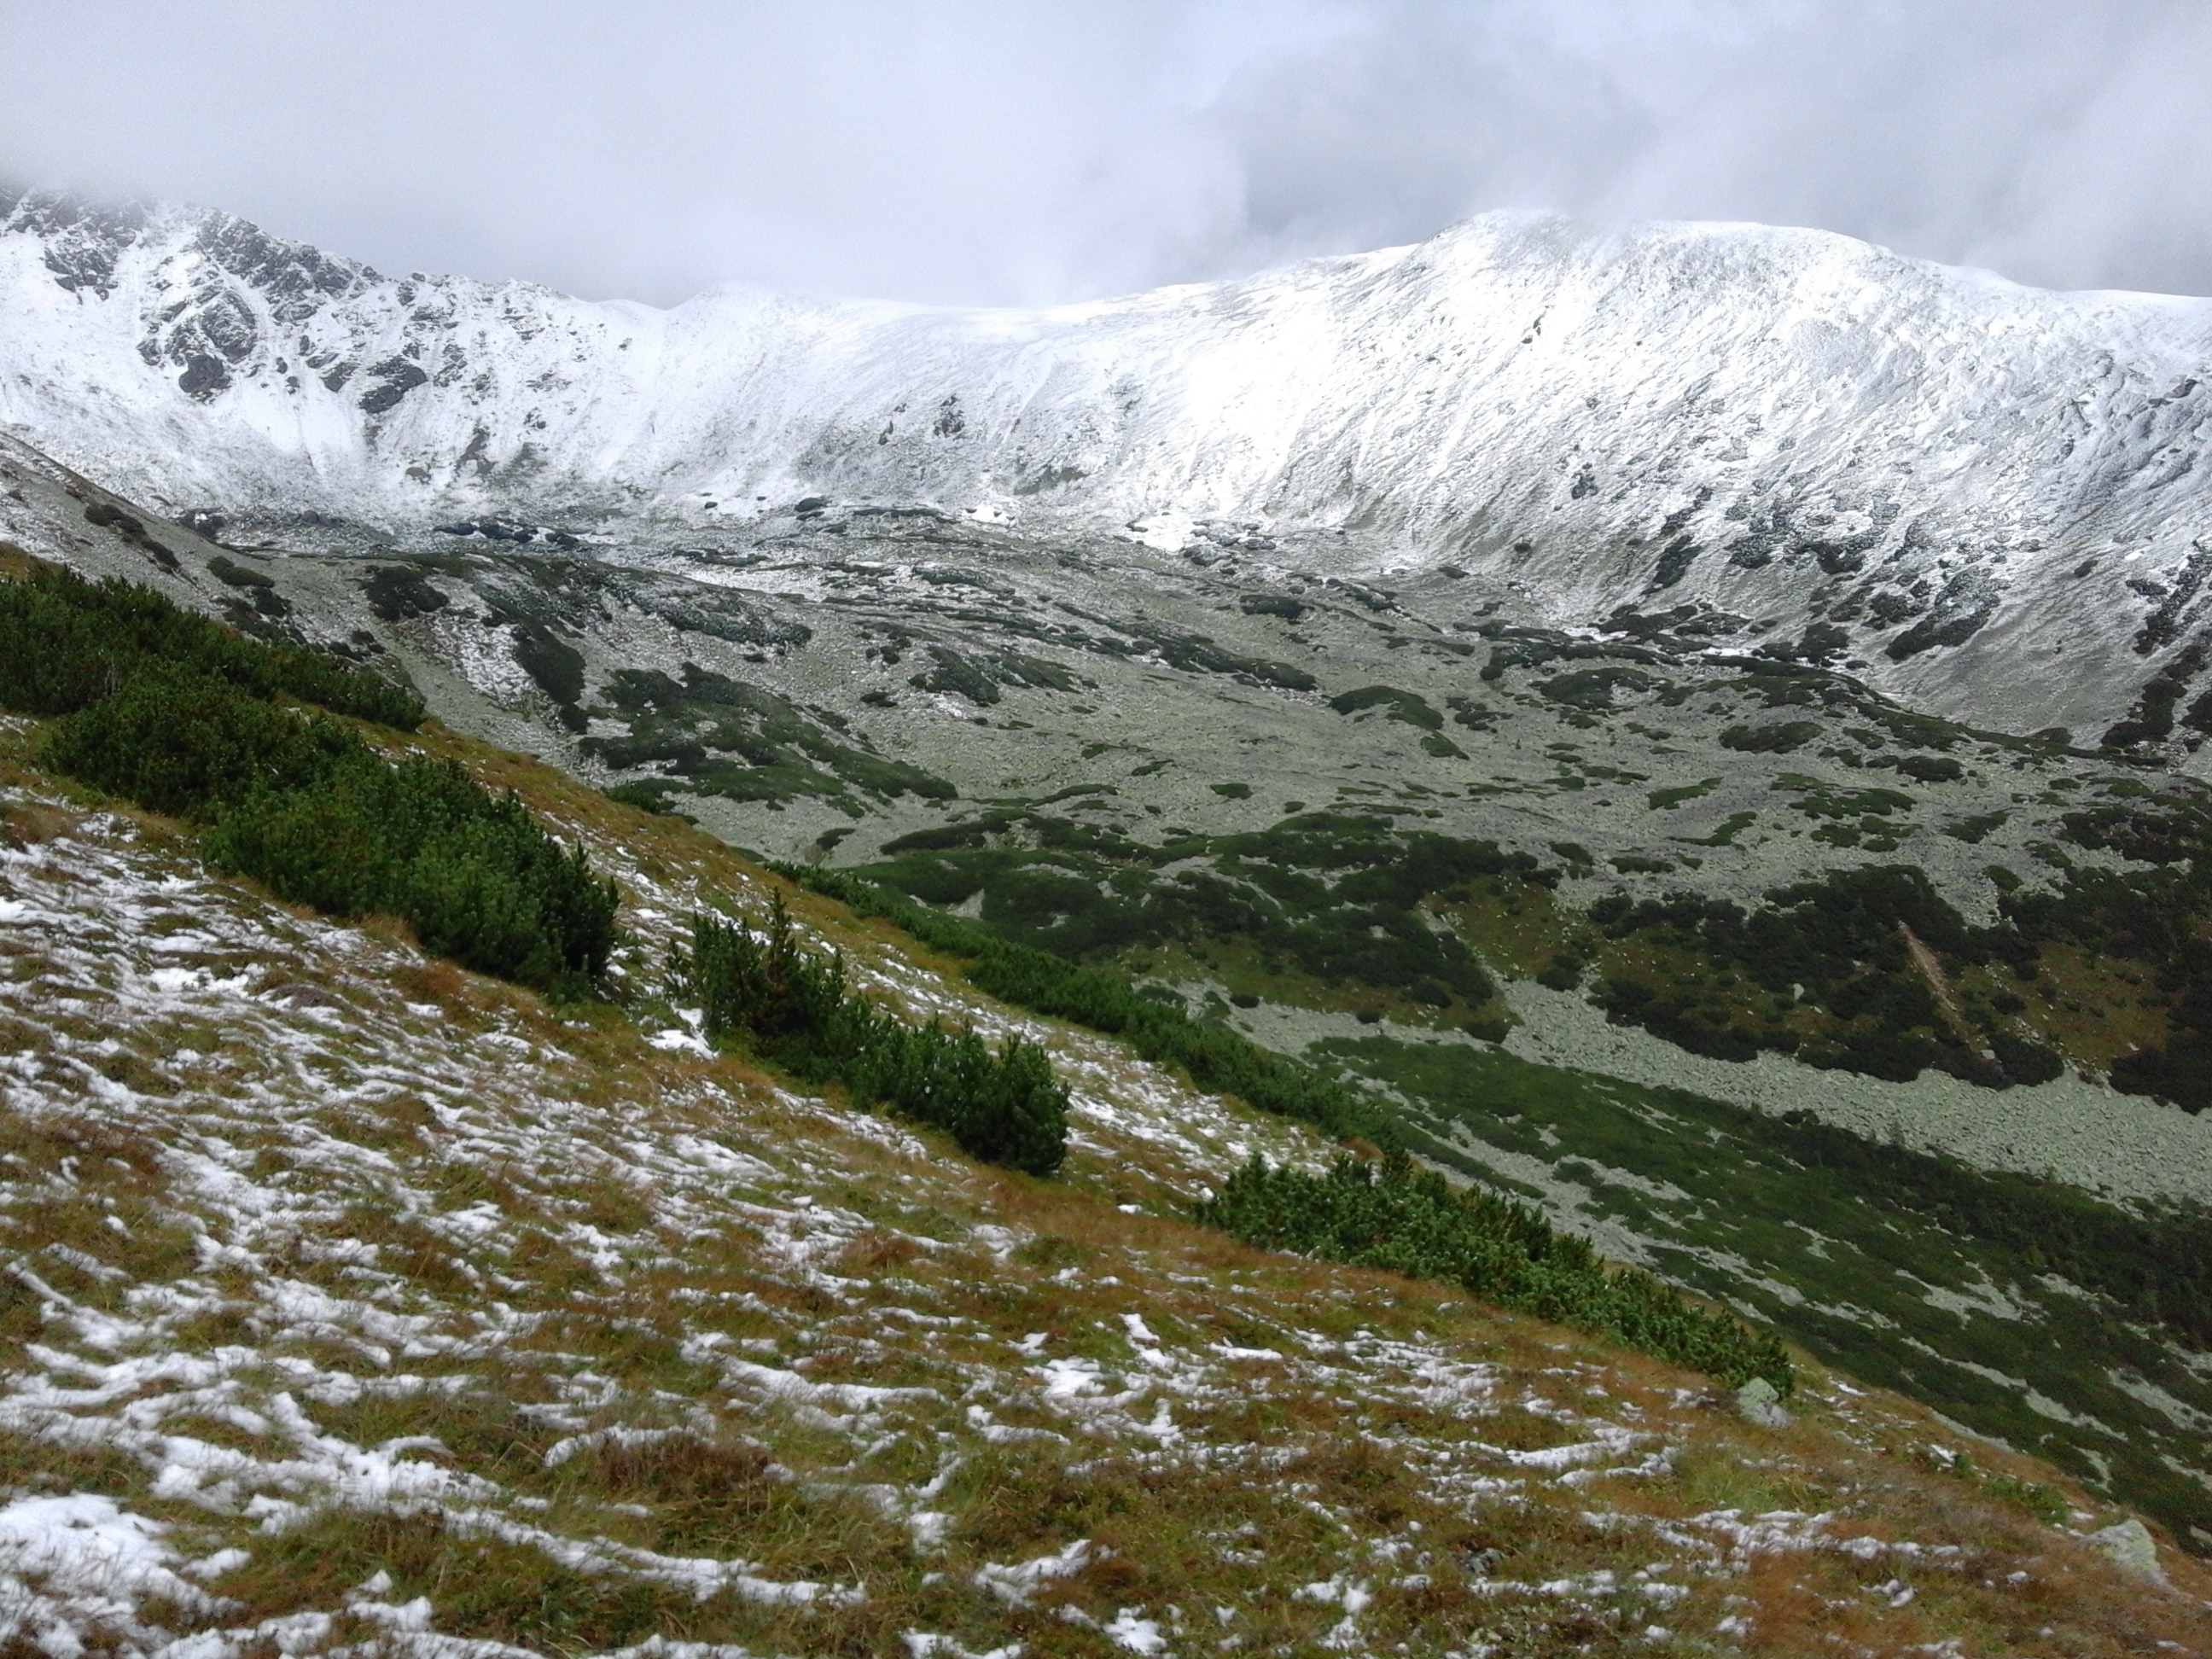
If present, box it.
[5,184,2211,732]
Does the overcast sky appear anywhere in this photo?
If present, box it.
[5,0,2209,306]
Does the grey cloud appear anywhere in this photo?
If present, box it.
[3,0,2208,304]
[1208,0,2212,296]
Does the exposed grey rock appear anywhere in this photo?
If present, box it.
[1735,1376,1792,1428]
[2083,1516,2166,1584]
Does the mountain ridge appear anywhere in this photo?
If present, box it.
[8,186,2212,736]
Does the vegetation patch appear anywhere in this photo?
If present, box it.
[1674,810,1759,847]
[2009,793,2212,1109]
[585,663,955,813]
[1101,616,1317,690]
[1721,720,1820,754]
[1646,777,1720,809]
[680,896,1067,1175]
[783,864,1406,1147]
[205,553,292,621]
[1328,684,1444,729]
[361,562,453,622]
[3,560,420,727]
[511,620,586,715]
[1889,753,1965,782]
[1772,775,1917,819]
[1536,666,1655,711]
[1444,695,1502,731]
[1318,1033,2212,1543]
[1586,866,2048,1082]
[1202,1152,1791,1393]
[4,561,614,994]
[908,643,1081,706]
[853,811,1547,1016]
[1945,811,2007,843]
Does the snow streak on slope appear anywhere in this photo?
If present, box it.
[5,188,2212,730]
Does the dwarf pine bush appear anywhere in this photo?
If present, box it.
[44,661,362,818]
[678,896,1067,1176]
[8,562,614,994]
[1199,1153,1795,1395]
[206,752,618,992]
[0,562,423,727]
[777,863,1400,1148]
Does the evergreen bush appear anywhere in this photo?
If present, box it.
[1772,1109,2212,1346]
[678,897,1067,1175]
[0,563,422,727]
[207,754,618,992]
[777,863,1403,1148]
[8,561,614,994]
[1199,1153,1795,1394]
[44,662,359,818]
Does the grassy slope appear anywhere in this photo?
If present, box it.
[2,713,2208,1656]
[1321,1036,2212,1546]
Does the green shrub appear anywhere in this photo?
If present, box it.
[1720,721,1820,753]
[1537,667,1655,710]
[1585,866,2040,1082]
[677,898,1065,1175]
[9,564,613,995]
[779,868,1798,1392]
[44,662,358,818]
[1773,1109,2212,1346]
[1894,754,1964,783]
[778,864,1402,1148]
[0,562,422,727]
[603,781,689,816]
[1988,1029,2063,1086]
[1198,1153,1793,1394]
[1647,778,1720,809]
[1328,685,1443,729]
[1534,953,1585,992]
[207,754,619,992]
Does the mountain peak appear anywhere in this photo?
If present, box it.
[5,190,2211,736]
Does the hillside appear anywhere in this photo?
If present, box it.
[7,188,2212,737]
[3,681,2207,1655]
[9,437,2212,1558]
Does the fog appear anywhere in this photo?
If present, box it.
[5,0,2209,305]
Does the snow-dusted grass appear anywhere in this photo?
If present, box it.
[2,730,2206,1655]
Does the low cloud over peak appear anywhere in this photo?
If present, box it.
[6,0,2208,306]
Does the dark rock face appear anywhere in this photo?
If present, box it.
[434,517,582,549]
[357,358,429,415]
[178,354,232,401]
[6,189,381,408]
[189,212,375,324]
[4,190,148,298]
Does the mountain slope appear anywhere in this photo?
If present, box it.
[6,188,2212,735]
[14,434,2212,1551]
[3,701,2205,1656]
